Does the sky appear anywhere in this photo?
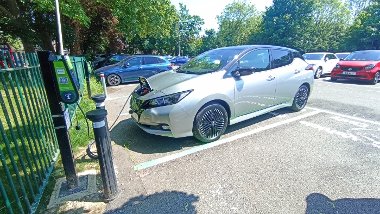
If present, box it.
[170,0,273,31]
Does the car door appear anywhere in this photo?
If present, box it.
[270,49,303,104]
[141,57,164,78]
[233,49,277,117]
[119,57,143,82]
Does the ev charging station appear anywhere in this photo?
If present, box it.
[38,52,81,188]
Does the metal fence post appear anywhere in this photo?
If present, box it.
[37,51,78,188]
[86,109,118,201]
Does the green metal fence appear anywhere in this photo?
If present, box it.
[0,51,59,213]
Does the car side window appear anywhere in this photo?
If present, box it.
[144,57,160,65]
[157,58,166,63]
[238,49,270,72]
[127,57,142,66]
[271,49,293,69]
[328,54,337,59]
[109,56,119,62]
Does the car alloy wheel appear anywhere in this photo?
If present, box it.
[371,72,379,85]
[291,85,309,111]
[193,103,228,143]
[314,67,322,79]
[107,74,121,86]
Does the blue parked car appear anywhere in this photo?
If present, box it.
[170,56,190,66]
[94,55,173,86]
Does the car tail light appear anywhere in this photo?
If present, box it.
[305,64,315,70]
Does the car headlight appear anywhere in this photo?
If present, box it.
[143,90,193,109]
[364,64,375,71]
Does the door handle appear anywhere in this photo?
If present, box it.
[294,69,301,74]
[138,66,142,69]
[267,75,276,81]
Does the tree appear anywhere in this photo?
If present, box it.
[217,1,262,47]
[176,3,204,56]
[260,0,316,51]
[347,0,373,19]
[199,29,218,53]
[0,0,89,52]
[346,0,380,50]
[307,0,350,52]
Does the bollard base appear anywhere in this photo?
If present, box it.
[47,170,97,209]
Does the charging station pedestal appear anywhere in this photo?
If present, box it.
[37,51,79,188]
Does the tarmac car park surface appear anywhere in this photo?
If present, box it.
[105,78,380,213]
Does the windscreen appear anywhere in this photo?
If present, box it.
[345,51,380,61]
[177,48,244,74]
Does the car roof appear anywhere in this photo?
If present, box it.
[130,55,165,58]
[352,50,380,53]
[304,52,333,54]
[214,45,300,52]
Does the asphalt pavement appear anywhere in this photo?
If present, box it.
[104,77,380,214]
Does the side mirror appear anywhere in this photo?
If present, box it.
[231,69,241,78]
[123,62,130,68]
[324,57,329,62]
[232,68,255,78]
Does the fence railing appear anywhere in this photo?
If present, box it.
[0,51,59,213]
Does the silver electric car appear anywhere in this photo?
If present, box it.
[130,45,314,142]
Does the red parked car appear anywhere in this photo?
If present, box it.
[331,50,380,85]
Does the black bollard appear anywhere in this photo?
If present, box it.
[90,94,111,157]
[91,94,106,110]
[86,109,118,201]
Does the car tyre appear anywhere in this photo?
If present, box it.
[106,74,121,86]
[290,85,309,112]
[371,72,379,85]
[314,67,322,79]
[193,103,228,143]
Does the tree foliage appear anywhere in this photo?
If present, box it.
[346,0,380,50]
[217,1,262,47]
[199,29,218,53]
[0,0,378,55]
[176,3,204,56]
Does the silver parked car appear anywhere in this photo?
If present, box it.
[130,45,314,142]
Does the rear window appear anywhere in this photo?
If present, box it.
[303,54,324,60]
[271,49,293,68]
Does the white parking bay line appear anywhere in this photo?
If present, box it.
[306,107,380,126]
[133,110,321,171]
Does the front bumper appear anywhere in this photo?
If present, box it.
[331,69,376,81]
[130,101,195,138]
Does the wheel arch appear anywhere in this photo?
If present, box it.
[193,99,232,123]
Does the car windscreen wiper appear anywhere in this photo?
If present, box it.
[176,69,199,74]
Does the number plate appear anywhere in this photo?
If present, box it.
[343,71,356,75]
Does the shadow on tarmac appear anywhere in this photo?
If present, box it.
[322,78,376,86]
[110,108,297,154]
[105,191,199,214]
[306,193,380,214]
